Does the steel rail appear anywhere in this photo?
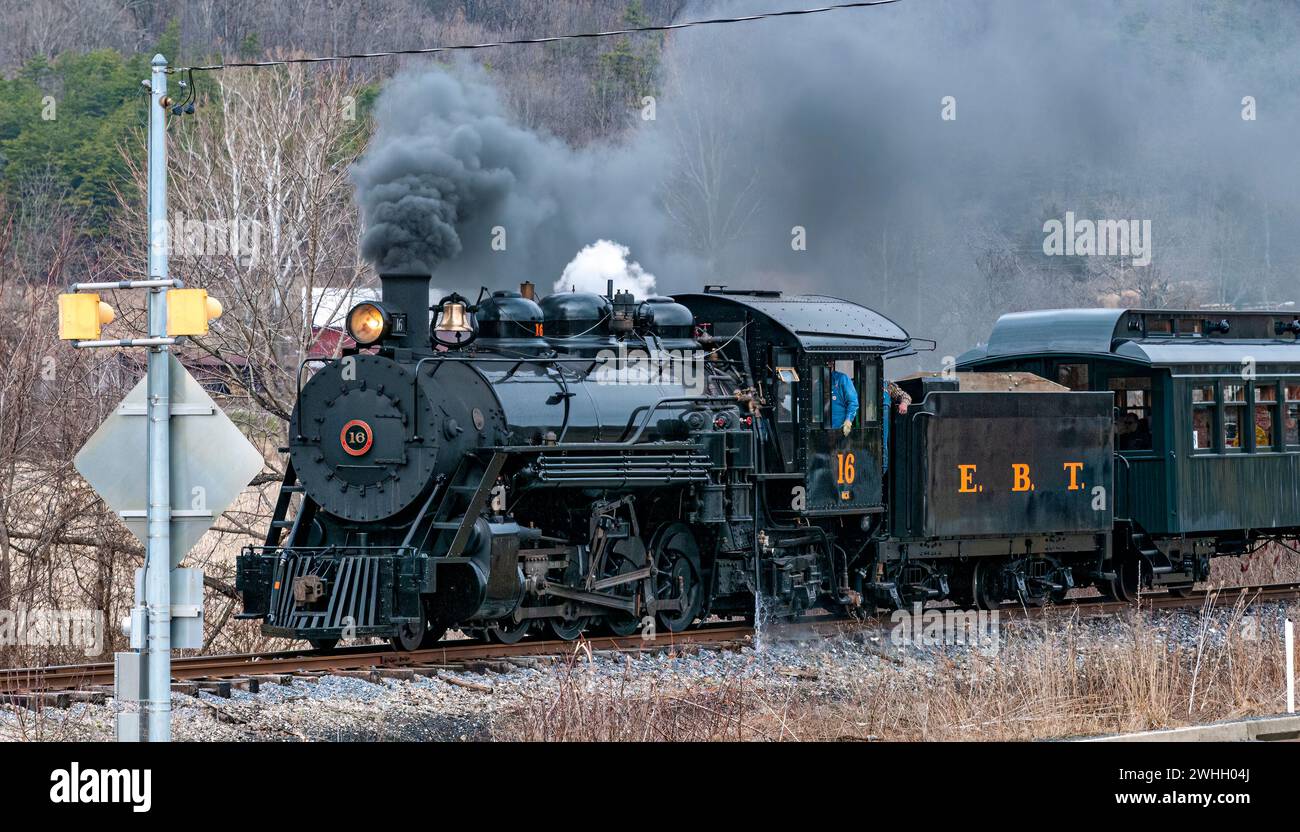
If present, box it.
[3,582,1297,695]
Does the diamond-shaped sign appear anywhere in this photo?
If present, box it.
[75,354,265,566]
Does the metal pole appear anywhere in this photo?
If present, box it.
[143,53,172,742]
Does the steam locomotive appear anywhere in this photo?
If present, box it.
[234,270,1300,649]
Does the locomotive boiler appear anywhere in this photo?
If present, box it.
[237,272,756,648]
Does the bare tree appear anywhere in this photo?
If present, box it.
[659,30,761,271]
[113,62,370,421]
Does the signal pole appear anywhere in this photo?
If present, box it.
[63,53,239,743]
[143,52,173,742]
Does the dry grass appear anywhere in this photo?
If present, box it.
[494,645,752,741]
[494,597,1299,742]
[1209,542,1300,586]
[790,602,1293,741]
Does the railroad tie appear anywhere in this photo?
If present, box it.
[195,680,234,698]
[4,691,67,710]
[246,674,296,687]
[375,668,416,681]
[226,677,260,694]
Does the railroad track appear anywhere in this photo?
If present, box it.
[3,581,1297,699]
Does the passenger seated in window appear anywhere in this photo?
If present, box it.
[1255,409,1273,448]
[1116,412,1152,451]
[1130,415,1152,449]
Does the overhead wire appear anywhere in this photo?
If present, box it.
[172,2,902,73]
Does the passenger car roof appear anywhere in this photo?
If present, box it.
[958,307,1300,368]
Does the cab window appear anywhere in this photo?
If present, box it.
[812,366,830,427]
[857,360,879,425]
[825,360,859,430]
[818,359,878,432]
[774,366,798,424]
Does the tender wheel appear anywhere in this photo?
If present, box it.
[1104,554,1143,603]
[947,566,975,608]
[1166,583,1194,598]
[971,560,1004,611]
[1017,576,1052,608]
[651,523,703,633]
[308,637,339,652]
[489,617,533,644]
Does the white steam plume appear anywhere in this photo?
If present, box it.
[554,240,658,298]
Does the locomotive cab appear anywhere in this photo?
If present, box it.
[676,289,912,521]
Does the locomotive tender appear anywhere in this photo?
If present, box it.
[234,271,1300,649]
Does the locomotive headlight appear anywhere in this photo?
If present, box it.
[347,302,389,345]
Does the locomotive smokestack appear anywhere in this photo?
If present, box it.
[519,281,535,301]
[378,271,432,349]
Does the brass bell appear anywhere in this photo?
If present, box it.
[437,299,472,333]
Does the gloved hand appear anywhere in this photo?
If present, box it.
[841,421,852,437]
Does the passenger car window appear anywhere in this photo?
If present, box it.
[1191,382,1216,452]
[1286,384,1299,448]
[1254,383,1277,450]
[1109,377,1152,451]
[1057,363,1089,391]
[1223,383,1246,449]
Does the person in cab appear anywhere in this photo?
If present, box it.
[830,364,859,437]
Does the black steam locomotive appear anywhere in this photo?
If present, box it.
[235,271,1300,649]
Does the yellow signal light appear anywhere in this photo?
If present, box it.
[58,293,115,341]
[167,288,222,336]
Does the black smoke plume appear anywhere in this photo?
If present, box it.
[354,0,1300,356]
[352,68,679,284]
